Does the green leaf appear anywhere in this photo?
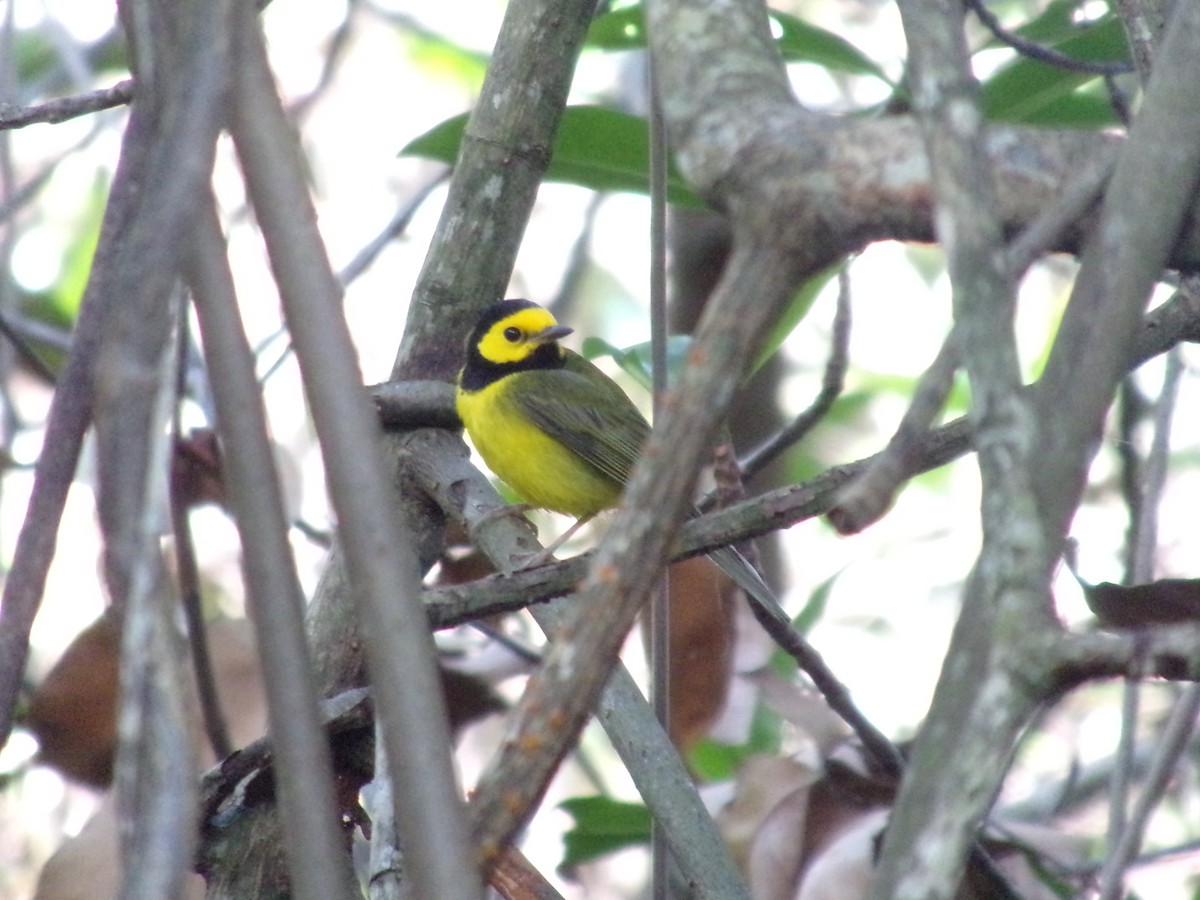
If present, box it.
[689,737,753,782]
[582,334,693,392]
[768,569,842,675]
[770,11,892,83]
[980,13,1130,124]
[689,700,784,782]
[585,6,645,50]
[587,5,892,86]
[558,796,651,867]
[551,107,703,205]
[401,106,706,207]
[1007,90,1118,129]
[748,262,841,378]
[792,569,841,636]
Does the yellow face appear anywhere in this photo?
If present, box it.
[475,306,568,365]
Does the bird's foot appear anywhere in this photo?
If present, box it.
[518,515,594,569]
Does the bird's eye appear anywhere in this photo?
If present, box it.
[503,327,521,342]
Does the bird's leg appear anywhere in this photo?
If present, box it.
[522,514,594,568]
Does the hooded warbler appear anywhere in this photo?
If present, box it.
[456,299,649,552]
[456,299,782,614]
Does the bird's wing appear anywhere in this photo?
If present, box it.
[512,359,651,488]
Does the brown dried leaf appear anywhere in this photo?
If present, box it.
[719,755,819,900]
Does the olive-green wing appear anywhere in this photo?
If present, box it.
[512,353,650,488]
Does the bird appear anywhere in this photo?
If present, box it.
[455,295,810,695]
[456,298,650,559]
[454,298,784,620]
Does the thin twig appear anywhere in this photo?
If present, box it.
[1096,685,1200,899]
[737,266,852,481]
[548,193,604,316]
[737,572,904,778]
[257,172,449,384]
[338,171,450,287]
[964,0,1134,77]
[1005,152,1116,278]
[1132,349,1182,579]
[0,78,133,131]
[1101,349,1185,895]
[647,45,672,900]
[1107,376,1149,843]
[169,312,233,761]
[366,731,406,899]
[288,0,361,120]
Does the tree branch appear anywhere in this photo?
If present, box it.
[0,79,133,131]
[89,0,234,895]
[186,186,357,899]
[390,0,597,383]
[229,4,477,897]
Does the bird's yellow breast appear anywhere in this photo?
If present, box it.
[456,375,622,519]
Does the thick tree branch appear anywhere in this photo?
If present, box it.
[873,0,1047,893]
[390,0,597,383]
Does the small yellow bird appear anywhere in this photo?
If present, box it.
[456,298,779,605]
[456,298,649,553]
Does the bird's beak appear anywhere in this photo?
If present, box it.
[530,324,573,344]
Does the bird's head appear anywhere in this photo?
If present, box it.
[466,299,573,369]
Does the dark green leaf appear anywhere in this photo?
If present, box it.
[401,106,706,207]
[558,796,651,867]
[1006,90,1118,129]
[770,11,892,82]
[980,14,1130,124]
